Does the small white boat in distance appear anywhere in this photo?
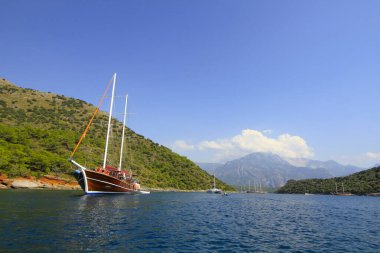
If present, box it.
[207,174,222,194]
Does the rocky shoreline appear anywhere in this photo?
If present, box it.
[0,173,210,192]
[0,173,81,190]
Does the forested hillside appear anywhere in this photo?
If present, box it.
[277,166,380,195]
[0,78,234,191]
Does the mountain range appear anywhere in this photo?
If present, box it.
[198,153,362,188]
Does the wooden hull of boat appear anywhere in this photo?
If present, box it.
[76,169,136,194]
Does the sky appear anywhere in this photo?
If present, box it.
[1,0,380,167]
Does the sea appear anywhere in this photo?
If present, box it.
[0,190,379,252]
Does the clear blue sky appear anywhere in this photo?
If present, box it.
[1,0,380,166]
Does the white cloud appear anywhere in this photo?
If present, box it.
[198,140,234,150]
[172,129,314,162]
[365,152,380,160]
[334,152,380,168]
[262,129,273,135]
[172,140,195,150]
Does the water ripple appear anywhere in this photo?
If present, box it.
[0,191,379,252]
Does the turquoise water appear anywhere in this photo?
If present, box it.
[0,190,379,252]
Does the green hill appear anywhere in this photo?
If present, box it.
[277,166,380,195]
[0,78,234,191]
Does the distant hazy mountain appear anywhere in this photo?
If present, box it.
[211,153,332,188]
[196,163,223,174]
[197,152,363,188]
[285,158,362,177]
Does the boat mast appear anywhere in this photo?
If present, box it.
[103,73,117,169]
[118,94,128,171]
[213,174,216,188]
[69,76,115,160]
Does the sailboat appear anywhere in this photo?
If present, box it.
[207,174,222,194]
[256,182,267,194]
[304,187,314,195]
[69,74,149,194]
[246,180,255,193]
[334,182,352,196]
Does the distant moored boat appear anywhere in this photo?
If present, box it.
[333,182,352,196]
[207,174,222,194]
